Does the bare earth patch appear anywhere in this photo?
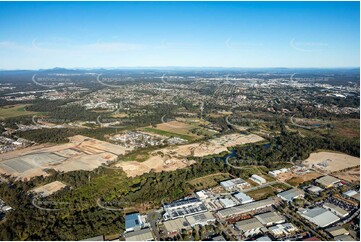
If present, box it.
[118,133,263,177]
[156,133,264,158]
[31,181,67,197]
[0,135,132,180]
[286,171,323,187]
[116,155,196,177]
[302,151,360,173]
[332,166,360,183]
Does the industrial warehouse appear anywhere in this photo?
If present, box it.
[216,198,276,219]
[298,207,340,228]
[118,168,359,241]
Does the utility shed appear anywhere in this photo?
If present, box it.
[326,226,349,237]
[255,211,286,226]
[124,228,154,241]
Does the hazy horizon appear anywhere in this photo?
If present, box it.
[1,66,360,72]
[0,1,359,69]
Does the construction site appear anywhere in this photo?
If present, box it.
[0,135,131,179]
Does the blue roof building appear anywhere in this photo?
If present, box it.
[125,213,142,232]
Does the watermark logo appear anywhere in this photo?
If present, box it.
[225,155,302,169]
[290,114,328,130]
[290,73,297,82]
[160,101,205,129]
[225,115,249,129]
[160,74,197,86]
[32,115,67,127]
[160,74,172,85]
[31,197,70,211]
[96,74,135,88]
[96,101,131,129]
[32,74,71,88]
[290,38,328,52]
[96,198,134,211]
[225,39,263,52]
[160,114,181,129]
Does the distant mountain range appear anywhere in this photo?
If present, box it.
[0,66,359,74]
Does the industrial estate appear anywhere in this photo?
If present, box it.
[0,67,359,241]
[0,1,360,241]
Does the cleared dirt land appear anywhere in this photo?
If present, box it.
[31,181,67,197]
[286,171,323,187]
[115,155,196,177]
[0,135,132,179]
[332,166,360,183]
[118,133,263,177]
[156,133,264,158]
[302,151,360,173]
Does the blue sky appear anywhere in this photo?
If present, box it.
[0,1,359,69]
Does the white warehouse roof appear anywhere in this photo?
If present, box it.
[233,192,254,204]
[277,188,304,202]
[217,198,274,218]
[299,207,340,228]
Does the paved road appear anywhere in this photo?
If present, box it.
[147,210,162,240]
[280,206,329,241]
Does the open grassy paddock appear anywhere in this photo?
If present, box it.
[0,104,39,119]
[188,172,231,190]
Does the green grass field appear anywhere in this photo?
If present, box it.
[0,104,39,119]
[188,172,231,190]
[121,147,154,162]
[246,186,276,200]
[142,127,196,141]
